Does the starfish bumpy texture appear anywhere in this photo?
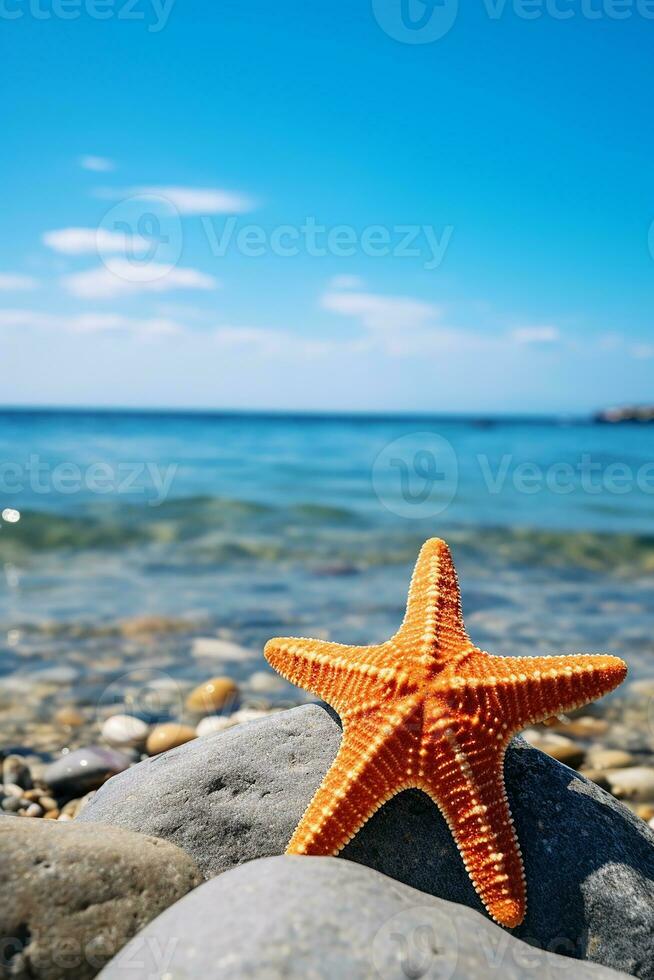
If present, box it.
[264,538,627,928]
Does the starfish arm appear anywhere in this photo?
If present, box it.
[423,733,526,928]
[396,538,470,660]
[473,653,627,730]
[287,704,420,856]
[264,636,395,710]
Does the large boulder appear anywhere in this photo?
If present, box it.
[99,855,627,979]
[80,704,654,977]
[0,818,202,979]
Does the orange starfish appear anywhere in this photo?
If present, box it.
[264,538,627,928]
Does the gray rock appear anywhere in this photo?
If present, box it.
[99,856,627,980]
[0,818,202,979]
[43,746,131,798]
[80,704,654,978]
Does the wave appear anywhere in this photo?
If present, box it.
[1,497,653,576]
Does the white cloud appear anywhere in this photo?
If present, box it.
[103,186,255,215]
[630,343,654,360]
[61,259,219,299]
[80,155,115,172]
[511,325,560,344]
[0,273,39,291]
[328,275,365,290]
[212,325,333,357]
[321,289,441,332]
[43,227,148,256]
[0,308,181,338]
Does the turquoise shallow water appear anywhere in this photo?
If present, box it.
[0,409,652,715]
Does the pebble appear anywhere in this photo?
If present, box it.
[245,670,286,693]
[3,755,33,790]
[61,792,95,819]
[555,716,610,739]
[2,797,26,813]
[521,729,586,769]
[192,637,256,661]
[146,723,197,756]
[603,767,654,803]
[101,714,149,749]
[231,708,272,725]
[195,716,235,737]
[54,706,85,727]
[186,677,239,713]
[43,746,132,797]
[24,802,43,818]
[119,615,190,637]
[586,747,635,771]
[3,783,25,799]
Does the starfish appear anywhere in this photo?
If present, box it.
[264,538,627,928]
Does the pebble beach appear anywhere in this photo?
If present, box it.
[1,410,654,978]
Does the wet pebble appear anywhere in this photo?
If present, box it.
[54,707,85,728]
[195,716,234,737]
[186,677,239,714]
[102,714,149,749]
[521,730,586,769]
[604,767,654,803]
[44,746,132,797]
[3,755,32,790]
[246,670,286,693]
[192,637,256,661]
[146,724,197,756]
[586,747,635,771]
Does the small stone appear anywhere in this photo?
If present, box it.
[230,708,271,725]
[101,714,149,749]
[196,716,235,737]
[44,746,131,797]
[586,747,635,771]
[54,707,85,727]
[2,797,26,813]
[556,716,610,739]
[3,754,32,790]
[192,637,255,661]
[4,783,25,798]
[604,767,654,803]
[25,803,43,818]
[119,615,190,637]
[246,670,286,693]
[61,792,95,819]
[38,796,58,812]
[44,809,59,820]
[521,730,585,769]
[186,677,238,714]
[146,723,197,756]
[636,803,654,822]
[32,665,79,685]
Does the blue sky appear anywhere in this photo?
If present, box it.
[1,1,653,413]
